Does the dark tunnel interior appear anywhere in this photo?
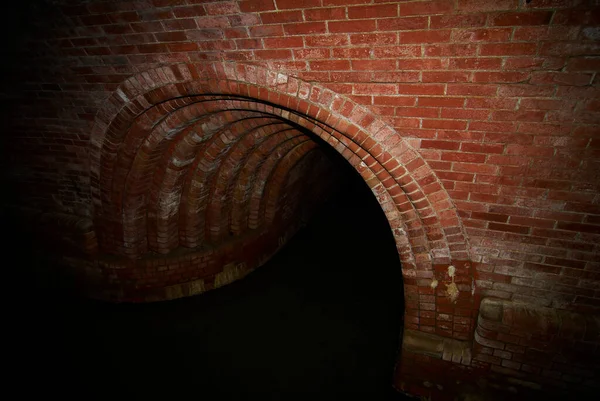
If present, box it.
[10,145,408,400]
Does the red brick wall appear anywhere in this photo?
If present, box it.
[3,0,600,398]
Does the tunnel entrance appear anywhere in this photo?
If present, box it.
[89,62,471,308]
[61,61,474,399]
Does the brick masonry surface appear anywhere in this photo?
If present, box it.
[3,0,600,399]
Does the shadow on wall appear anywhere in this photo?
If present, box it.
[9,143,408,399]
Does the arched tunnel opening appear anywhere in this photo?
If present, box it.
[14,90,410,398]
[88,92,414,304]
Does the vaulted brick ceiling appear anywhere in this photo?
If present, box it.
[97,96,320,256]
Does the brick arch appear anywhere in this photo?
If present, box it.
[261,141,320,226]
[148,117,287,253]
[90,61,475,335]
[124,109,262,255]
[175,112,286,248]
[230,129,306,236]
[205,123,301,242]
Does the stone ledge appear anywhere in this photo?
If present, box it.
[402,328,472,366]
[473,297,600,395]
[478,297,600,343]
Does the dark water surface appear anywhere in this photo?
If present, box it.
[16,179,408,400]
